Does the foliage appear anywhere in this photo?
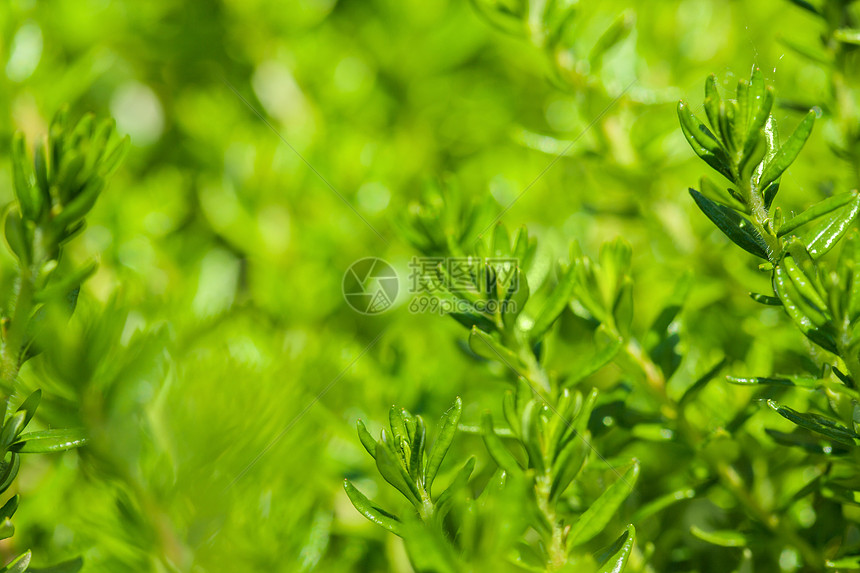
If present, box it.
[1,0,860,572]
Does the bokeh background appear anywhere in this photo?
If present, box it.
[0,0,855,571]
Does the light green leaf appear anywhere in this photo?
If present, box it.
[426,397,462,493]
[481,413,522,475]
[15,391,40,429]
[356,420,378,458]
[435,457,475,510]
[759,110,815,189]
[567,461,639,547]
[11,428,88,454]
[375,439,421,504]
[0,551,31,573]
[834,29,860,45]
[691,525,749,547]
[595,525,636,573]
[342,480,402,536]
[28,557,83,573]
[631,489,695,522]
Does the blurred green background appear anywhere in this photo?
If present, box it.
[0,0,855,571]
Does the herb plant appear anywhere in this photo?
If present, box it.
[0,109,128,571]
[6,0,860,571]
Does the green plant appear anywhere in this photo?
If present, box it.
[346,187,639,572]
[680,69,860,569]
[0,109,128,571]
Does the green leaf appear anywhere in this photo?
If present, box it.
[550,430,590,500]
[355,419,377,458]
[749,292,782,306]
[52,178,105,231]
[11,428,88,454]
[788,191,860,259]
[785,0,820,15]
[481,413,522,475]
[0,496,18,521]
[759,110,815,189]
[0,413,27,453]
[703,76,722,140]
[773,258,838,353]
[0,519,13,541]
[4,209,31,265]
[388,406,408,442]
[375,438,421,504]
[564,331,623,387]
[765,428,848,455]
[35,262,98,304]
[408,416,426,479]
[28,557,83,573]
[689,189,769,259]
[426,397,461,494]
[435,456,475,510]
[343,479,402,536]
[589,11,634,65]
[11,134,41,222]
[33,138,50,198]
[15,391,40,429]
[0,551,31,573]
[834,29,860,45]
[595,525,636,573]
[0,455,21,494]
[698,176,746,212]
[679,358,727,406]
[827,556,860,569]
[631,488,695,522]
[530,265,577,342]
[567,461,639,547]
[767,400,858,446]
[678,102,733,182]
[690,525,749,547]
[469,327,521,370]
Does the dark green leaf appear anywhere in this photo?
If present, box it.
[785,0,820,15]
[689,189,769,259]
[0,496,18,521]
[767,400,858,446]
[678,103,733,182]
[749,292,782,306]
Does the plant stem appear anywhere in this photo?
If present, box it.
[1,266,36,419]
[620,329,826,570]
